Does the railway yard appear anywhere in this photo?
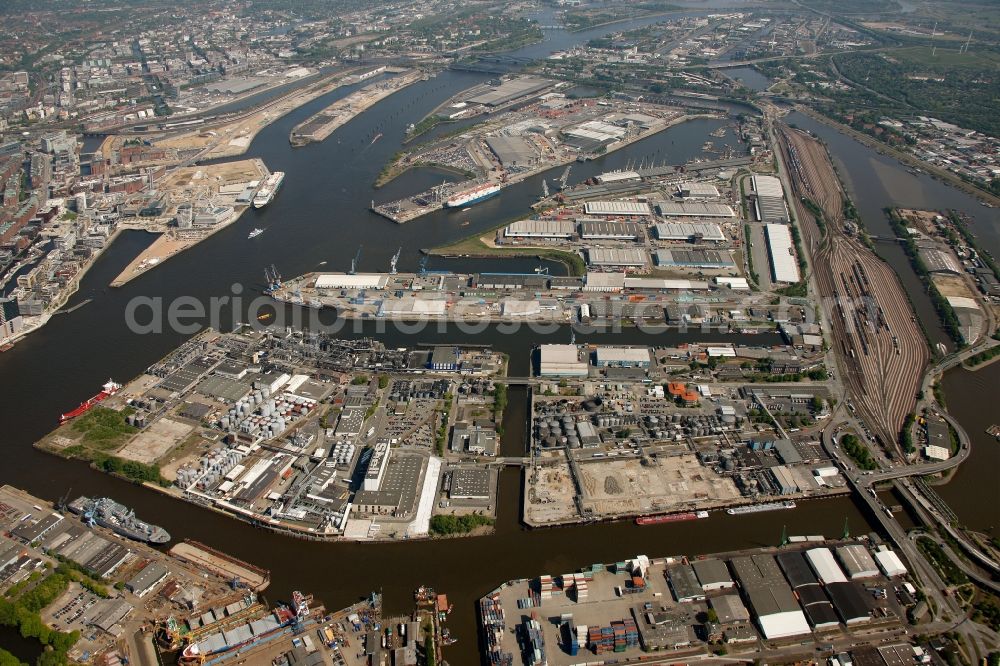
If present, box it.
[778,126,929,454]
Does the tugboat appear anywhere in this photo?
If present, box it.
[68,496,171,544]
[248,228,264,239]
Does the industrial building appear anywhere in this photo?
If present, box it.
[678,182,720,199]
[448,468,491,500]
[752,175,789,223]
[654,249,735,269]
[667,564,705,602]
[805,548,849,585]
[586,248,648,267]
[730,554,811,640]
[652,222,726,242]
[485,135,537,168]
[836,544,880,580]
[585,272,627,291]
[825,582,873,625]
[562,121,628,151]
[504,219,576,239]
[584,201,651,217]
[315,273,390,290]
[710,594,751,625]
[775,551,840,630]
[377,299,447,317]
[918,244,962,275]
[770,465,799,495]
[594,347,650,368]
[716,277,750,290]
[875,550,907,577]
[692,559,734,591]
[537,344,589,377]
[466,77,553,107]
[654,202,735,218]
[363,442,391,492]
[764,224,801,283]
[579,221,640,240]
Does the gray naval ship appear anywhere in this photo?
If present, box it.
[68,496,171,544]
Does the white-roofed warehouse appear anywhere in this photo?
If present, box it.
[764,224,801,283]
[504,219,576,238]
[653,222,726,242]
[805,548,848,584]
[836,544,880,580]
[875,550,907,577]
[315,273,389,289]
[584,201,651,216]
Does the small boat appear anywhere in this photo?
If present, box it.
[460,221,470,226]
[258,312,273,321]
[370,133,383,145]
[248,228,264,239]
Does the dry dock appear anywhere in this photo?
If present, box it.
[170,539,270,590]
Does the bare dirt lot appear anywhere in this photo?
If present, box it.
[117,417,195,464]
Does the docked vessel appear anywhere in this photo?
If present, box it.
[248,228,264,239]
[59,379,121,423]
[180,604,297,662]
[252,171,285,208]
[726,500,796,515]
[636,510,709,526]
[444,183,501,208]
[68,496,171,544]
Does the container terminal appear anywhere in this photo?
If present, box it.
[479,538,922,666]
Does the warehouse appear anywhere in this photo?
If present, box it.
[825,581,873,625]
[473,273,549,290]
[624,277,710,290]
[692,558,735,591]
[448,468,491,499]
[485,135,537,168]
[537,344,588,377]
[588,301,665,322]
[504,219,576,239]
[655,202,736,218]
[584,201,652,217]
[594,347,651,368]
[377,299,447,317]
[667,563,706,602]
[770,465,799,495]
[710,594,750,624]
[764,223,801,283]
[652,222,726,242]
[752,175,789,223]
[918,244,962,275]
[466,76,552,107]
[776,551,840,630]
[315,273,389,290]
[126,561,170,598]
[579,220,640,240]
[716,277,751,290]
[501,299,541,317]
[655,249,735,269]
[875,550,907,577]
[562,120,628,151]
[805,548,849,585]
[678,182,720,199]
[836,544,880,580]
[584,272,626,292]
[587,248,648,267]
[730,554,811,640]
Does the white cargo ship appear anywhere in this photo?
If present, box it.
[726,500,796,515]
[253,171,285,208]
[444,182,501,208]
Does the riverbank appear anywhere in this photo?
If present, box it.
[794,105,1000,209]
[290,69,424,146]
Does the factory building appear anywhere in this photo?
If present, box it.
[715,277,750,290]
[764,224,801,283]
[594,347,651,368]
[562,121,628,151]
[429,347,460,371]
[825,582,873,625]
[918,244,962,275]
[655,202,735,218]
[378,299,448,317]
[710,594,750,625]
[730,554,811,640]
[752,175,789,223]
[770,465,799,495]
[504,219,576,239]
[667,564,705,602]
[775,551,840,630]
[450,422,498,457]
[501,299,541,317]
[654,249,735,269]
[537,344,589,377]
[363,442,391,491]
[579,221,640,240]
[652,222,726,242]
[586,248,648,267]
[836,545,880,580]
[584,201,652,217]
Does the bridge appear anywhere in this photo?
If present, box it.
[495,457,530,468]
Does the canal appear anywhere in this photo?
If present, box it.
[2,5,995,663]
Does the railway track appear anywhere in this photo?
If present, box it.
[779,126,928,455]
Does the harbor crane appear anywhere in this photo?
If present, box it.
[349,246,362,275]
[418,256,429,275]
[559,165,571,190]
[264,264,282,293]
[390,247,401,275]
[541,179,549,198]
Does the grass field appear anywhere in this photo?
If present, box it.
[887,46,1000,69]
[430,230,586,276]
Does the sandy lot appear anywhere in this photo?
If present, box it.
[117,417,195,464]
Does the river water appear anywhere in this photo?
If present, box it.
[6,7,996,663]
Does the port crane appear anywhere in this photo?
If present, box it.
[349,246,362,275]
[264,264,282,292]
[541,179,549,198]
[418,256,429,275]
[390,247,401,274]
[558,165,571,190]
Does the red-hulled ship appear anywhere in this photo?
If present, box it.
[635,510,709,526]
[60,379,121,423]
